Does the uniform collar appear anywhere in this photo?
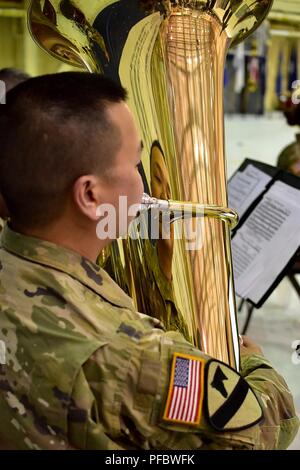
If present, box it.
[1,224,134,310]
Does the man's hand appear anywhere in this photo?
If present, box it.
[240,335,263,357]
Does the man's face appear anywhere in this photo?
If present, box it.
[289,160,300,177]
[101,102,144,236]
[150,144,171,200]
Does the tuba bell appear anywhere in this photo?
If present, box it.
[28,0,273,370]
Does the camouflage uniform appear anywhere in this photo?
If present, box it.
[0,225,299,450]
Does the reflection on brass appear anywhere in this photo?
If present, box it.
[28,1,272,370]
[150,142,174,281]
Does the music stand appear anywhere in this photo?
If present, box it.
[238,251,300,335]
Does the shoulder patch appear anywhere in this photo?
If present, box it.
[205,359,263,432]
[163,353,205,425]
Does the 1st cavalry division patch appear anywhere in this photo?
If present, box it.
[163,353,205,425]
[205,360,263,432]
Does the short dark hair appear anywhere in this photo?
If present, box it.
[0,68,30,93]
[0,72,127,228]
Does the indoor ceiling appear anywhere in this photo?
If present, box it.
[272,1,300,15]
[270,0,300,27]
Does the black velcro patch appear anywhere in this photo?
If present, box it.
[80,258,103,285]
[117,322,143,341]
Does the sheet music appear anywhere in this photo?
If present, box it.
[228,164,272,219]
[232,181,300,304]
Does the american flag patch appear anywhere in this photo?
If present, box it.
[163,353,205,425]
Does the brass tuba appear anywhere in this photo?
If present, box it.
[28,0,273,370]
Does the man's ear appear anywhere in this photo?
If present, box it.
[73,175,103,221]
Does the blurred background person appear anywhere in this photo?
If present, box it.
[277,97,300,177]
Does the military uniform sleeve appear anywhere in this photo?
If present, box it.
[240,353,300,450]
[77,324,272,450]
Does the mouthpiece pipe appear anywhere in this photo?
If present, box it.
[140,193,239,230]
